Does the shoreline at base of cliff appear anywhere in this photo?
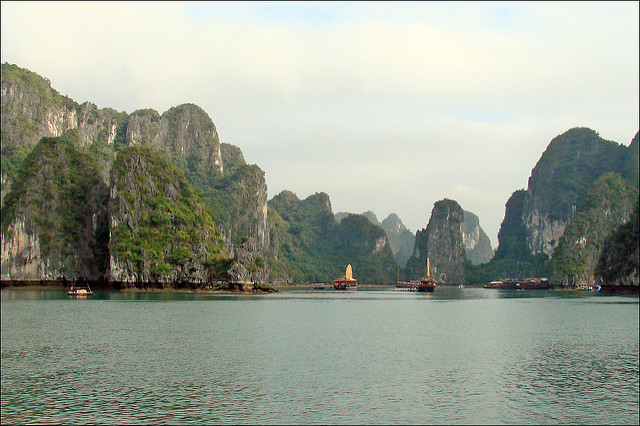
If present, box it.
[0,280,277,294]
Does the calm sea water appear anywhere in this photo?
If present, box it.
[1,287,638,425]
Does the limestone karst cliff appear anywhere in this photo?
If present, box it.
[344,208,492,270]
[405,199,467,285]
[469,128,639,285]
[1,63,124,198]
[522,128,637,257]
[1,63,269,280]
[108,146,228,286]
[345,211,416,268]
[1,132,109,280]
[595,198,639,289]
[268,192,397,283]
[550,172,638,286]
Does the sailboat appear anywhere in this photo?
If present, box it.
[417,258,436,292]
[333,264,358,290]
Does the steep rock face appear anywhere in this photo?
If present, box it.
[209,163,269,253]
[522,128,634,257]
[124,105,269,255]
[108,146,227,286]
[462,211,493,265]
[595,198,639,288]
[493,190,531,262]
[2,64,269,270]
[550,173,638,286]
[126,104,224,177]
[1,64,78,149]
[1,63,122,199]
[1,133,109,280]
[407,199,466,284]
[223,237,268,284]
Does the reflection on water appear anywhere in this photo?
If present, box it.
[1,288,638,425]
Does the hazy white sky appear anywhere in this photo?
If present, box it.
[2,1,638,247]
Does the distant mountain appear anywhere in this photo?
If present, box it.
[339,208,492,269]
[380,214,415,268]
[462,211,493,265]
[338,211,415,268]
[270,193,397,283]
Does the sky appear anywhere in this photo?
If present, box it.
[2,1,638,248]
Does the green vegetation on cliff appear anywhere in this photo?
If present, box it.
[595,198,639,287]
[465,190,549,284]
[1,130,109,279]
[467,128,638,285]
[1,63,79,196]
[550,173,638,285]
[267,191,397,283]
[110,146,228,281]
[2,64,270,283]
[526,128,633,223]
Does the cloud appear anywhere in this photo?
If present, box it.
[2,1,638,247]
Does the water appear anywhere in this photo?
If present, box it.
[1,287,638,425]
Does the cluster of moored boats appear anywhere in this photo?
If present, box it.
[484,277,550,290]
[314,258,437,292]
[312,259,567,293]
[483,278,603,291]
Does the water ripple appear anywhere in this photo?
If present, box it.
[2,290,638,424]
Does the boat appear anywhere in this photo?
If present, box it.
[484,278,519,289]
[577,284,601,291]
[333,264,358,290]
[68,282,93,296]
[416,258,436,292]
[396,267,418,291]
[484,277,549,290]
[517,278,549,290]
[312,282,326,290]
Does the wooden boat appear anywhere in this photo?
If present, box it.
[68,283,93,296]
[484,277,549,290]
[417,258,436,292]
[333,264,358,290]
[396,267,419,291]
[484,278,519,289]
[517,278,550,290]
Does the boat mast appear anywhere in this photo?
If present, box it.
[426,258,431,279]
